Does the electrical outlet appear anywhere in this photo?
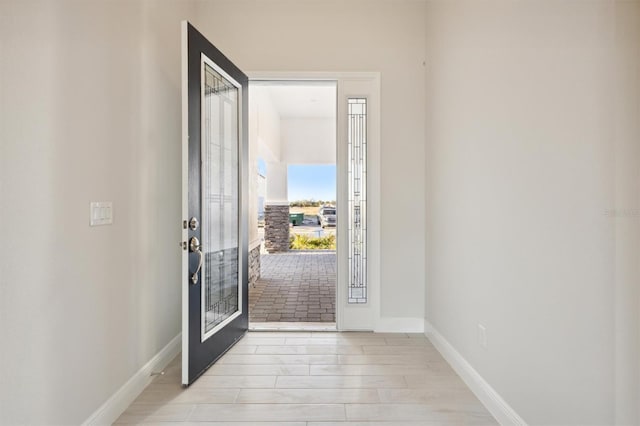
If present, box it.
[478,323,487,350]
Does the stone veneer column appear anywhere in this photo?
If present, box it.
[264,204,290,253]
[248,245,261,284]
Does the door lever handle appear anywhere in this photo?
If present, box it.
[189,237,203,285]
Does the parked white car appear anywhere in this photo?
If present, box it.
[317,206,336,228]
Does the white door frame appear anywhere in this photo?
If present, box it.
[247,71,381,331]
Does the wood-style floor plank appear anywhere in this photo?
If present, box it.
[116,331,497,425]
[236,388,380,404]
[256,344,364,355]
[189,403,346,422]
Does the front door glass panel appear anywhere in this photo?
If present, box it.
[201,58,241,338]
[347,98,367,304]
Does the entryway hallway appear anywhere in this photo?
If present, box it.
[250,252,336,323]
[115,331,497,424]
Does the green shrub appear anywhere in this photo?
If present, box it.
[290,199,336,207]
[290,234,336,250]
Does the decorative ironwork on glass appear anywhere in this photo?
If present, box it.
[202,62,240,332]
[348,98,367,304]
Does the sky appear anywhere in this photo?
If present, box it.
[287,164,336,202]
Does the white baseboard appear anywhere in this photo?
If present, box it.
[83,333,182,426]
[423,318,433,334]
[375,317,424,333]
[424,322,527,426]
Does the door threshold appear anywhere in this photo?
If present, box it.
[249,322,337,331]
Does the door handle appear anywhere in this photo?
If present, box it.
[189,237,203,285]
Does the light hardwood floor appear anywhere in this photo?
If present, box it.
[116,332,497,425]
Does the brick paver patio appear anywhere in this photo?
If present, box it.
[249,251,336,322]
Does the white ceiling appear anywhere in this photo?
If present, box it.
[255,82,337,119]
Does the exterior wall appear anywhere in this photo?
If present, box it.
[249,85,282,249]
[265,161,288,203]
[264,204,290,253]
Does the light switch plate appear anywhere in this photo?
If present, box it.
[90,202,113,226]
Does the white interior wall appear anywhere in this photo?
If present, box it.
[424,1,640,424]
[0,1,195,423]
[282,118,336,165]
[3,1,636,424]
[612,5,640,422]
[193,0,427,321]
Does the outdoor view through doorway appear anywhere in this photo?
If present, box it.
[248,81,337,327]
